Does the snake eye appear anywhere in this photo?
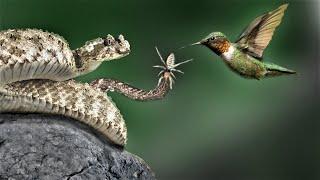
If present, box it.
[104,39,112,46]
[104,34,115,46]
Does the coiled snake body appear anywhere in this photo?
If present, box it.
[0,29,186,146]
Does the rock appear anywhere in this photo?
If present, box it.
[0,114,156,180]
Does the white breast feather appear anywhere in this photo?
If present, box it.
[221,45,235,61]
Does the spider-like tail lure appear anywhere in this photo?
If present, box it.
[153,47,193,89]
[90,47,192,101]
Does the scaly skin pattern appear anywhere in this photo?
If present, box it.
[0,28,178,146]
[0,29,130,84]
[0,80,127,145]
[90,75,171,101]
[0,29,76,84]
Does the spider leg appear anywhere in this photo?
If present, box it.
[153,65,166,69]
[155,47,166,66]
[171,69,184,74]
[173,59,193,68]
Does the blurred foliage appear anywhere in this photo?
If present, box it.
[0,0,318,179]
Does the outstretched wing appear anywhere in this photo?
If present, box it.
[235,4,288,59]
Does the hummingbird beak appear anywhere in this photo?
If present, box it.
[179,40,202,50]
[189,41,202,46]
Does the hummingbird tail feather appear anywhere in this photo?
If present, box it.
[264,63,296,77]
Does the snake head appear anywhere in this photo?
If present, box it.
[79,34,130,62]
[102,34,131,60]
[73,34,130,76]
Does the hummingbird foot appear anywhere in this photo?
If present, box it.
[153,47,193,89]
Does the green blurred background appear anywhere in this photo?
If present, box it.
[1,0,319,179]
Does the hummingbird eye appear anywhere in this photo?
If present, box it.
[210,37,215,40]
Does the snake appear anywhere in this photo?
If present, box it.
[0,29,190,146]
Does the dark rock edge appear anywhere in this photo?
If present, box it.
[0,113,156,180]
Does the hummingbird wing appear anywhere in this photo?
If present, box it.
[235,4,288,59]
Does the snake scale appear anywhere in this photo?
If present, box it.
[0,29,189,146]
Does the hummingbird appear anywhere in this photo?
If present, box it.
[189,4,296,79]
